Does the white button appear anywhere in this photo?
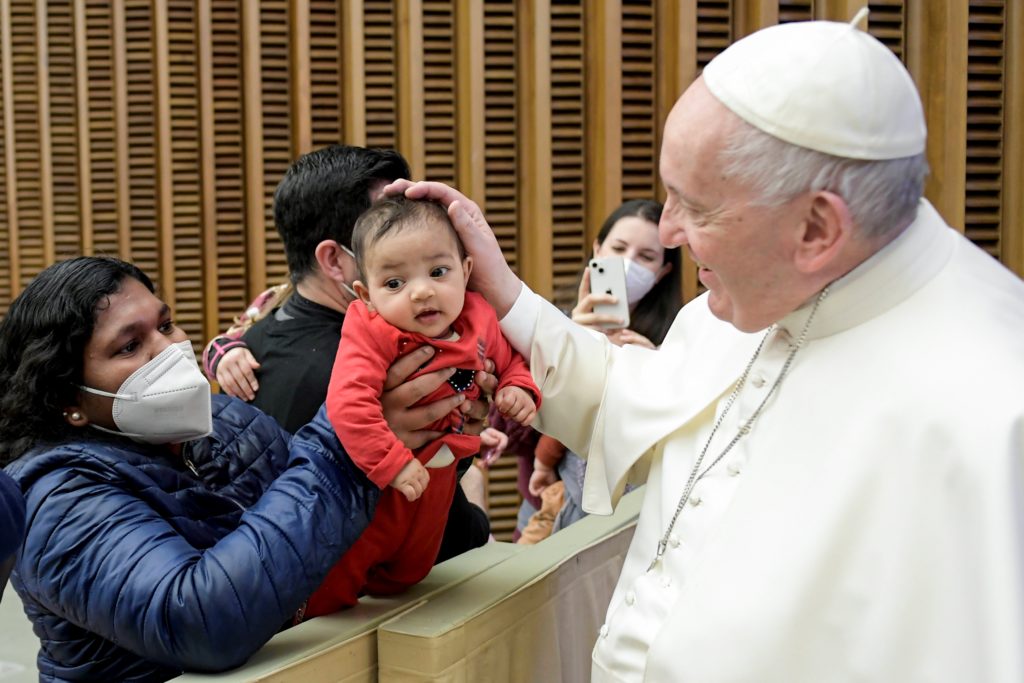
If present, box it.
[625,590,636,606]
[751,373,765,388]
[599,624,610,638]
[669,534,681,548]
[727,461,742,476]
[688,493,702,506]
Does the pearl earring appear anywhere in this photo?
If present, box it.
[63,410,82,421]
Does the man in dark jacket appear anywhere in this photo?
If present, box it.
[0,469,25,598]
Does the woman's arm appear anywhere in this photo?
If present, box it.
[16,437,375,673]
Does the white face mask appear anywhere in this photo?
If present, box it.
[79,341,213,444]
[623,258,659,306]
[339,244,359,300]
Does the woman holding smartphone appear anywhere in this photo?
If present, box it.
[522,199,682,538]
[571,199,681,348]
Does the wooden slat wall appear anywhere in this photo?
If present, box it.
[0,1,1020,539]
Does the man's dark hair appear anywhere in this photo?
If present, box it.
[351,197,464,281]
[273,145,411,283]
[0,257,153,464]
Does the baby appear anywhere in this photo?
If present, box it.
[305,196,540,617]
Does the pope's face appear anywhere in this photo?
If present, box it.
[658,79,808,333]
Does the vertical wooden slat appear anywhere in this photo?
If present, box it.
[549,2,586,309]
[517,0,552,300]
[197,0,218,339]
[46,0,81,260]
[816,0,863,21]
[656,0,700,304]
[907,0,969,230]
[241,0,266,298]
[210,0,248,333]
[341,0,365,145]
[72,0,92,254]
[583,0,622,243]
[259,1,291,288]
[152,0,174,309]
[778,0,813,23]
[396,0,425,177]
[309,0,344,148]
[696,0,733,68]
[733,0,777,38]
[0,0,18,298]
[34,0,53,265]
[289,0,311,156]
[483,3,519,273]
[620,2,657,202]
[455,0,484,202]
[1003,0,1023,277]
[422,1,455,185]
[111,0,130,258]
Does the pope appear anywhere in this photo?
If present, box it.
[391,13,1024,683]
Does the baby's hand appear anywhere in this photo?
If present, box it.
[390,458,429,501]
[494,386,537,426]
[479,427,509,466]
[529,458,558,497]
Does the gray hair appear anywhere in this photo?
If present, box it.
[719,117,928,240]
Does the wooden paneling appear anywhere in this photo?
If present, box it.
[964,0,1005,257]
[0,0,1020,542]
[549,2,586,311]
[621,2,657,203]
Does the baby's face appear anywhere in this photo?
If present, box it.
[358,218,472,338]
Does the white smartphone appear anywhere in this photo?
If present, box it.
[588,256,630,329]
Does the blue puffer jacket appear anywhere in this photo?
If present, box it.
[5,395,378,682]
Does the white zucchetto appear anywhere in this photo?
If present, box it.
[702,16,927,160]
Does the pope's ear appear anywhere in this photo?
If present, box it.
[794,191,852,275]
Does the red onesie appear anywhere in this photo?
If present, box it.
[306,292,540,616]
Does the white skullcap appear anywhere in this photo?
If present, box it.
[702,16,926,160]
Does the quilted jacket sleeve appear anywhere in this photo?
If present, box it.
[13,409,377,673]
[0,470,24,562]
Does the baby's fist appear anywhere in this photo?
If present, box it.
[494,386,537,426]
[390,458,429,501]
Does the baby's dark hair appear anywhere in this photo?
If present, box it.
[352,196,465,280]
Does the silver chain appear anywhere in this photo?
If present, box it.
[647,287,830,573]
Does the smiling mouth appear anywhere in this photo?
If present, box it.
[416,309,441,320]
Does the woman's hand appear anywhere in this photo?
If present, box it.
[605,328,656,349]
[571,268,625,330]
[215,348,261,401]
[381,347,497,449]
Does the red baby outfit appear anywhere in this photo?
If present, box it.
[306,292,539,616]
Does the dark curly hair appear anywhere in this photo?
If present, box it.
[592,199,682,346]
[273,145,411,284]
[0,257,153,465]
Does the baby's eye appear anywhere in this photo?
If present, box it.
[384,278,403,290]
[430,266,450,278]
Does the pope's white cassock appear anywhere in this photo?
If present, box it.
[500,197,1024,682]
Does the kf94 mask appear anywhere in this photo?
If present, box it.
[78,341,213,444]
